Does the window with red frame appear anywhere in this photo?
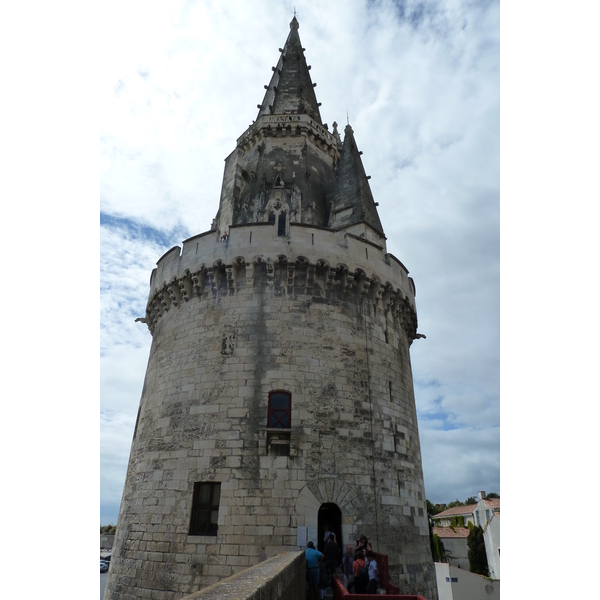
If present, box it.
[268,391,291,428]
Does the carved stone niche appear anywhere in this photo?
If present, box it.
[221,330,236,356]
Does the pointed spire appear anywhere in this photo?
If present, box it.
[213,18,341,235]
[256,16,322,124]
[328,124,384,236]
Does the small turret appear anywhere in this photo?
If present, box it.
[328,124,385,241]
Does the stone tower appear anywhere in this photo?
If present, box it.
[105,17,437,600]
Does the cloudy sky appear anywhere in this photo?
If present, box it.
[100,0,500,525]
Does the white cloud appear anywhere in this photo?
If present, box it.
[100,0,500,522]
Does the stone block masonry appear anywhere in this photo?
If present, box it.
[179,551,305,600]
[104,222,435,599]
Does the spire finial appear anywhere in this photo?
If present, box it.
[291,9,299,29]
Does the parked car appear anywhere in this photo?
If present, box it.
[100,561,109,573]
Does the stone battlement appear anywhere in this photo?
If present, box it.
[144,223,417,338]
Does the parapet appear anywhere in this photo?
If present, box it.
[179,551,305,600]
[143,222,418,340]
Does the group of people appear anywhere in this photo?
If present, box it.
[305,533,380,598]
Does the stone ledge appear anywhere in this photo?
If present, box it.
[179,551,305,600]
[142,255,418,341]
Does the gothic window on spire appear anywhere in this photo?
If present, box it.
[268,212,276,223]
[278,212,287,236]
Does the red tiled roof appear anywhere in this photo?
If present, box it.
[433,526,470,539]
[432,504,477,519]
[483,498,500,510]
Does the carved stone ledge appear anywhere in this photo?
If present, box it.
[145,255,418,340]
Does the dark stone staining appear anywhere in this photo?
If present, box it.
[221,330,236,355]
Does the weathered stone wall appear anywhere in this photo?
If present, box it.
[104,222,437,600]
[179,551,305,600]
[146,222,415,327]
[206,113,341,236]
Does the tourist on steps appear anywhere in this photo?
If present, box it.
[323,532,341,585]
[305,541,323,600]
[341,544,355,590]
[365,550,380,594]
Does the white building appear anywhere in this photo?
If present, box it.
[435,563,500,600]
[472,491,500,529]
[431,504,477,528]
[432,526,469,570]
[482,512,500,579]
[432,491,500,578]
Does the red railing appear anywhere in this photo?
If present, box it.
[331,576,427,600]
[331,552,427,600]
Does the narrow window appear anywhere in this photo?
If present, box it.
[268,212,276,223]
[267,391,291,456]
[268,391,291,428]
[189,482,221,536]
[365,248,368,259]
[249,231,252,243]
[312,233,314,245]
[389,381,393,401]
[278,212,286,236]
[132,405,141,441]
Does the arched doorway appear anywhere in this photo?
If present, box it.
[318,503,342,553]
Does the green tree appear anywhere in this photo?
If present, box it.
[426,499,447,516]
[486,492,500,499]
[431,532,446,562]
[464,496,477,505]
[467,524,489,576]
[101,524,117,535]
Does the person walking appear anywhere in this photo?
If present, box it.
[355,534,372,556]
[305,541,323,600]
[352,549,368,593]
[323,532,341,585]
[341,544,355,590]
[365,550,380,594]
[321,523,330,552]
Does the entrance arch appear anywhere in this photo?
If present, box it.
[295,478,359,553]
[318,502,342,553]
